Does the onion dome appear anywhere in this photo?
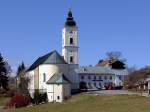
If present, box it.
[65,10,76,27]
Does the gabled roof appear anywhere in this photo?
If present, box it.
[46,73,71,84]
[96,60,116,67]
[96,59,126,69]
[27,50,67,71]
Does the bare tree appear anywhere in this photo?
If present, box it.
[106,51,126,62]
[124,66,150,89]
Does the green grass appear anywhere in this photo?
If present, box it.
[0,96,9,106]
[11,94,150,112]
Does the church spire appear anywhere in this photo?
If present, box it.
[65,10,76,27]
[68,9,73,17]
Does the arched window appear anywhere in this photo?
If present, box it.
[57,96,60,100]
[70,38,73,44]
[70,56,74,63]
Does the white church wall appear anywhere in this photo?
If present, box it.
[38,64,69,90]
[46,84,54,102]
[27,70,35,97]
[62,27,78,47]
[62,26,78,65]
[47,84,71,103]
[54,84,63,102]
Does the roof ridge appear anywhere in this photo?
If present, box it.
[46,72,71,84]
[27,50,67,71]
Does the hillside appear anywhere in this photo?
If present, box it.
[11,94,150,112]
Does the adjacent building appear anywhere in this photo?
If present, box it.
[77,66,128,90]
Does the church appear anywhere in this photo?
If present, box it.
[26,10,128,102]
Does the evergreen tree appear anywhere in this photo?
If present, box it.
[16,62,29,95]
[17,61,25,76]
[0,54,11,90]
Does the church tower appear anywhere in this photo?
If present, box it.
[62,10,79,90]
[62,10,78,65]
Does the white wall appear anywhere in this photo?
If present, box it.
[47,84,63,102]
[114,75,124,86]
[62,26,78,64]
[46,84,54,102]
[47,84,71,103]
[26,70,35,97]
[79,74,116,88]
[54,84,63,102]
[38,64,69,90]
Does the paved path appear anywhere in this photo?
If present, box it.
[0,106,9,112]
[86,90,142,96]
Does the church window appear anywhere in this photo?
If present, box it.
[57,96,60,100]
[70,38,73,44]
[43,73,46,82]
[70,56,74,63]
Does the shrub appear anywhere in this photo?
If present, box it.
[7,93,30,108]
[0,87,17,97]
[5,89,16,97]
[41,92,48,103]
[33,90,47,104]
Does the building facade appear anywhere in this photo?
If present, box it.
[26,10,128,102]
[77,66,128,90]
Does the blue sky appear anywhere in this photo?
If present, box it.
[0,0,150,72]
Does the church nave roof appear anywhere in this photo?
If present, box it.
[27,50,67,71]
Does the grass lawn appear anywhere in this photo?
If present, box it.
[0,96,9,106]
[11,94,150,112]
